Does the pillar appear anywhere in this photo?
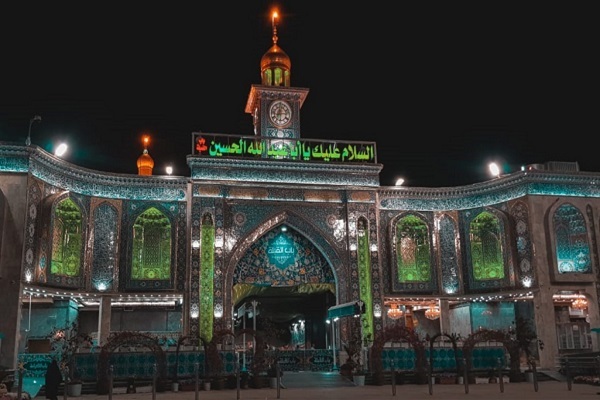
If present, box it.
[97,295,112,347]
[439,299,451,334]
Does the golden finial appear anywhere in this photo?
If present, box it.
[142,135,150,152]
[271,10,279,44]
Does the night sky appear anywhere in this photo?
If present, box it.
[1,3,597,187]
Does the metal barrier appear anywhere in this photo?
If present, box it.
[559,354,600,391]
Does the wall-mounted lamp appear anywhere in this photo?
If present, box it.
[373,304,382,318]
[190,304,199,319]
[214,304,223,318]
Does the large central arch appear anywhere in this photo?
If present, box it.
[223,210,345,350]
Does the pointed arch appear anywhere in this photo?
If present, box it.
[393,213,432,283]
[553,203,591,273]
[131,206,171,280]
[461,206,514,291]
[223,210,345,322]
[51,197,84,277]
[469,210,505,280]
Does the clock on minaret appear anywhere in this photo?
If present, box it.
[269,100,292,127]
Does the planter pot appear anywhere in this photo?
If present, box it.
[212,377,226,390]
[353,375,365,386]
[439,377,456,384]
[67,383,83,397]
[525,371,534,383]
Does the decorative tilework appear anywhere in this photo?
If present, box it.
[439,215,460,294]
[91,202,118,291]
[510,201,534,288]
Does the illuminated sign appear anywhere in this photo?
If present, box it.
[267,233,296,270]
[192,133,377,164]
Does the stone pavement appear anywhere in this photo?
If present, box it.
[41,380,600,400]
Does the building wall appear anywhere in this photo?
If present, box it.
[0,172,27,368]
[4,146,600,371]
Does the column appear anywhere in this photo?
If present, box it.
[97,295,112,347]
[439,299,451,333]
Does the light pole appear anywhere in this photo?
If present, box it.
[26,115,42,146]
[251,300,258,354]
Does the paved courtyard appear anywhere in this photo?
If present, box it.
[32,380,600,400]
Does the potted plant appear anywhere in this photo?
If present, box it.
[202,337,225,390]
[172,334,199,392]
[48,321,93,396]
[438,372,458,384]
[341,332,366,386]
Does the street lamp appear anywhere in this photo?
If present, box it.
[26,115,42,146]
[54,143,68,157]
[489,162,501,178]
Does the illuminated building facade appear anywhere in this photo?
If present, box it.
[0,12,598,378]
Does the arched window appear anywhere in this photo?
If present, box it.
[396,214,431,282]
[469,211,504,280]
[553,203,591,273]
[51,198,83,277]
[131,207,171,280]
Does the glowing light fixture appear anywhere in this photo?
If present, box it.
[387,304,404,320]
[425,304,441,320]
[489,162,501,178]
[373,304,382,318]
[55,143,68,157]
[572,295,588,310]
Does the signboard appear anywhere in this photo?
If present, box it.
[327,301,364,319]
[192,133,377,164]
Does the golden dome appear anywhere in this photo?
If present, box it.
[137,149,154,176]
[137,135,154,175]
[261,43,291,72]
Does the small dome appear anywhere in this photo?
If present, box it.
[137,149,154,176]
[261,43,291,72]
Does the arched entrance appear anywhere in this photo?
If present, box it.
[222,212,345,373]
[230,223,337,352]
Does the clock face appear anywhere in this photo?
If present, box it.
[269,100,292,127]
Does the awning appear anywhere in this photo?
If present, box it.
[327,301,363,319]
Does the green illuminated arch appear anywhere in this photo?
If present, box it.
[470,211,504,280]
[51,198,83,277]
[396,214,431,282]
[131,207,171,280]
